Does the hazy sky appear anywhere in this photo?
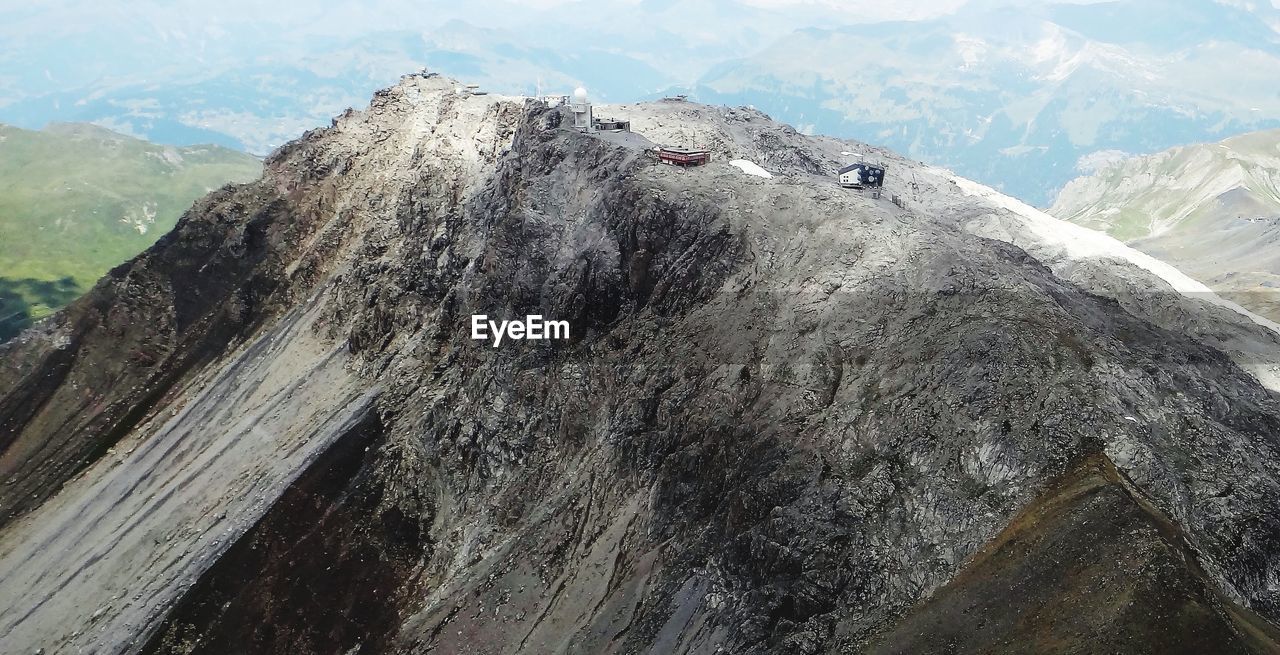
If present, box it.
[0,0,1097,50]
[3,0,1275,137]
[2,0,1277,198]
[4,0,1273,44]
[0,0,992,97]
[3,0,1272,96]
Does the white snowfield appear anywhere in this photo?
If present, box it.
[729,159,773,178]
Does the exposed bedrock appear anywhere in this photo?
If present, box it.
[2,75,1280,654]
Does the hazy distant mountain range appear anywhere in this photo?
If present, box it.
[687,0,1280,204]
[2,0,1279,204]
[0,22,678,154]
[1052,128,1280,321]
[0,0,818,153]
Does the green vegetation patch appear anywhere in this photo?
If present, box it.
[0,276,81,342]
[0,122,261,341]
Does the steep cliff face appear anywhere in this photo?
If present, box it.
[3,75,1280,654]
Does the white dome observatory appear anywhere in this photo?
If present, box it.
[570,86,593,131]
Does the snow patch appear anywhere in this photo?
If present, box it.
[729,159,773,179]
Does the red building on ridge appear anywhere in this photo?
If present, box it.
[657,147,710,167]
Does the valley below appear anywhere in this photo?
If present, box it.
[0,122,261,342]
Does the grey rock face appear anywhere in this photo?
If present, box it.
[3,75,1280,654]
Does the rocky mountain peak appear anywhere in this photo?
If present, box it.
[2,75,1280,654]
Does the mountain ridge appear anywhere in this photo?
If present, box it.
[2,74,1280,654]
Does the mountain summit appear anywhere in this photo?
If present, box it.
[2,74,1280,654]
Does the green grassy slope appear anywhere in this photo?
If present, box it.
[0,122,261,341]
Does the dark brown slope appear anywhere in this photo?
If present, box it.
[139,410,414,655]
[868,457,1280,655]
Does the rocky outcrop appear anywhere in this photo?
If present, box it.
[3,74,1280,654]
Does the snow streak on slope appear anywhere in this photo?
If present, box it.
[940,169,1280,337]
[1047,129,1280,325]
